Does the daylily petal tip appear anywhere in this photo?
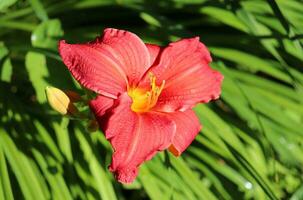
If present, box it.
[110,167,138,184]
[58,40,72,65]
[167,110,202,157]
[58,40,67,51]
[168,145,181,157]
[104,28,124,34]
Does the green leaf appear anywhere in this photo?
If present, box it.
[0,0,17,10]
[28,0,48,21]
[291,184,303,200]
[211,47,292,83]
[140,12,162,27]
[0,144,14,200]
[200,7,249,32]
[171,155,217,200]
[25,52,49,103]
[75,128,117,200]
[31,149,73,200]
[0,130,48,200]
[139,165,168,200]
[0,42,12,82]
[31,19,64,49]
[224,142,279,200]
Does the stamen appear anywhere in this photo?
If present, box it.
[128,73,165,113]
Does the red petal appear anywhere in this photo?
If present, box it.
[100,28,151,85]
[101,93,176,183]
[59,28,151,98]
[145,44,161,65]
[59,40,126,98]
[149,37,224,112]
[89,95,115,119]
[167,110,201,156]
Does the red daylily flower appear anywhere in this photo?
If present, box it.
[59,28,223,183]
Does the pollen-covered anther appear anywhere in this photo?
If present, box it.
[128,74,165,113]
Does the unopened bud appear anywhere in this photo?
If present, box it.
[87,120,99,132]
[45,86,78,115]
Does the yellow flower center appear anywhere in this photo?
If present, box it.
[128,73,165,113]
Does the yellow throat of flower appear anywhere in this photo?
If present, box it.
[128,73,165,113]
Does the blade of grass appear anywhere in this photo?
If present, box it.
[31,149,73,200]
[0,129,48,200]
[0,21,36,31]
[28,0,48,21]
[0,0,17,10]
[224,141,279,200]
[0,143,14,200]
[170,155,217,200]
[75,128,117,200]
[290,184,303,200]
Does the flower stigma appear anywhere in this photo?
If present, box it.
[128,73,165,113]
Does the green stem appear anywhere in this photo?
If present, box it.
[0,21,36,32]
[0,7,33,21]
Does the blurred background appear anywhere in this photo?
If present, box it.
[0,0,303,199]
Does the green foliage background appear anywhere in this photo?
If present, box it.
[0,0,303,199]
